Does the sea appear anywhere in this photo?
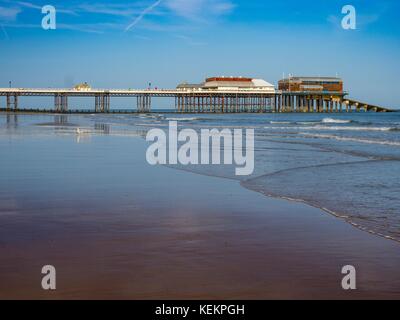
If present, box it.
[1,110,399,242]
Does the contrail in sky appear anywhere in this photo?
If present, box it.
[125,0,162,31]
[1,25,10,40]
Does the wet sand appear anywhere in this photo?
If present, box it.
[0,131,399,300]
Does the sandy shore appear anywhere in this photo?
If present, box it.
[0,134,399,300]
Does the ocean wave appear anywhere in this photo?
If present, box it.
[139,114,165,119]
[299,133,400,146]
[322,118,352,124]
[36,122,79,127]
[165,117,201,121]
[296,121,320,125]
[264,125,398,132]
[270,121,293,124]
[268,119,367,126]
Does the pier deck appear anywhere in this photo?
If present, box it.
[0,88,394,113]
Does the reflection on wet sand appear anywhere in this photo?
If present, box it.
[94,123,111,134]
[0,113,399,300]
[54,115,68,126]
[6,114,18,129]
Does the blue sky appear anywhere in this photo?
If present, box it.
[0,0,399,108]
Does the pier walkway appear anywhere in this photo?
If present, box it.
[0,88,394,113]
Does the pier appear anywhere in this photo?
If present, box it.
[272,93,394,113]
[0,76,394,113]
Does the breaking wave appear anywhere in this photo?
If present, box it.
[269,121,292,124]
[299,133,400,146]
[165,117,202,121]
[268,118,374,126]
[265,125,398,132]
[322,118,353,124]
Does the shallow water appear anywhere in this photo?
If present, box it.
[1,112,399,243]
[1,112,400,299]
[104,111,400,241]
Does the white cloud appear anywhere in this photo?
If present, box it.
[165,0,235,20]
[358,14,381,26]
[0,0,235,34]
[0,6,21,21]
[174,34,206,46]
[1,0,77,15]
[13,1,41,10]
[79,4,135,16]
[210,1,235,15]
[78,3,163,17]
[166,0,202,18]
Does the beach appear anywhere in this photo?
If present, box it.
[0,113,399,299]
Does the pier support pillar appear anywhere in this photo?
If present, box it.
[137,96,142,112]
[286,95,289,112]
[104,95,111,112]
[95,95,101,112]
[6,95,11,110]
[14,95,18,111]
[55,94,62,112]
[298,96,302,112]
[282,95,286,112]
[60,95,68,112]
[277,95,280,113]
[6,95,19,111]
[137,95,151,113]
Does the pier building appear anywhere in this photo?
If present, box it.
[278,77,343,93]
[177,76,275,93]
